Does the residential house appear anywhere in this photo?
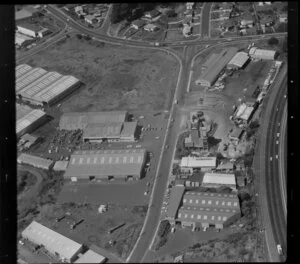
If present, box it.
[279,13,287,23]
[144,23,157,32]
[85,15,97,24]
[131,19,146,30]
[144,10,161,21]
[240,16,254,27]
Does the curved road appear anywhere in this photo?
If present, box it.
[16,5,288,263]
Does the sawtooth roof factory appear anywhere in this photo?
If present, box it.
[166,187,241,230]
[59,111,137,142]
[16,103,48,138]
[64,149,146,181]
[16,64,81,106]
[196,47,238,87]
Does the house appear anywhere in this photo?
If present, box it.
[240,15,254,26]
[260,16,274,27]
[144,10,161,21]
[131,19,146,30]
[85,15,97,24]
[279,13,287,23]
[183,24,192,37]
[144,23,157,32]
[186,2,194,10]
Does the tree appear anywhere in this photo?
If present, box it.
[268,37,279,46]
[166,9,177,18]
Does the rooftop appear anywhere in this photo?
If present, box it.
[132,19,146,27]
[17,108,46,136]
[17,153,53,168]
[64,149,146,178]
[166,186,185,219]
[22,221,82,261]
[181,156,217,168]
[216,162,234,170]
[120,121,137,138]
[53,161,69,171]
[202,172,236,186]
[228,52,249,67]
[83,122,123,139]
[15,9,33,20]
[74,249,106,263]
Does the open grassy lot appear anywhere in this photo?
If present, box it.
[23,34,179,112]
[35,202,146,260]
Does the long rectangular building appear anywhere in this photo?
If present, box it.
[249,47,276,60]
[166,186,185,224]
[227,51,249,69]
[196,47,238,87]
[180,156,217,173]
[177,191,240,230]
[16,104,48,138]
[16,64,81,106]
[64,149,146,181]
[17,153,54,170]
[202,172,237,191]
[22,221,83,263]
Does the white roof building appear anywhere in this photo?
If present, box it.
[227,52,249,68]
[17,153,54,170]
[74,249,106,263]
[249,47,276,60]
[235,103,254,122]
[22,221,83,263]
[15,32,33,46]
[180,156,217,168]
[202,173,236,186]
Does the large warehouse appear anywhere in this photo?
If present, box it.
[22,221,83,263]
[16,64,81,106]
[166,186,185,225]
[177,191,241,230]
[16,103,48,138]
[195,47,238,87]
[64,149,146,181]
[249,47,276,60]
[60,111,137,142]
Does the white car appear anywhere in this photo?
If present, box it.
[276,140,279,144]
[277,244,283,255]
[277,133,280,137]
[276,155,279,159]
[270,157,273,161]
[19,240,24,245]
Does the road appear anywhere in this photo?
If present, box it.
[253,64,287,262]
[201,2,212,38]
[16,5,288,262]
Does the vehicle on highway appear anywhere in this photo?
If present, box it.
[276,140,279,144]
[270,157,273,161]
[276,155,279,159]
[155,136,160,139]
[144,191,148,195]
[174,99,178,104]
[277,244,283,255]
[165,145,169,149]
[277,133,280,137]
[284,94,286,98]
[171,227,175,233]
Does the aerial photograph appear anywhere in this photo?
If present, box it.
[15,2,287,263]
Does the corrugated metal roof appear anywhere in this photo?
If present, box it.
[18,71,62,96]
[64,149,146,178]
[16,64,33,79]
[59,111,127,130]
[180,156,216,168]
[197,47,238,84]
[249,47,276,58]
[16,103,33,120]
[83,122,123,139]
[202,173,236,185]
[22,221,82,261]
[16,67,48,92]
[177,191,240,224]
[17,153,53,169]
[74,249,106,263]
[120,122,137,138]
[216,162,234,170]
[228,52,249,67]
[166,186,185,219]
[53,161,69,171]
[17,109,46,135]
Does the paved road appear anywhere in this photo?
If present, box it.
[254,64,287,262]
[201,2,212,38]
[265,75,287,260]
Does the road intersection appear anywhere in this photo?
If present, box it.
[16,5,288,262]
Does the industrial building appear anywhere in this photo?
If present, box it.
[22,221,83,263]
[16,103,48,138]
[177,191,241,230]
[74,249,106,263]
[165,186,185,225]
[53,161,69,171]
[195,47,238,87]
[16,64,81,106]
[180,156,217,173]
[184,130,204,149]
[216,161,235,172]
[227,52,249,69]
[60,111,137,142]
[233,103,256,123]
[201,172,237,191]
[64,149,146,181]
[15,32,33,46]
[16,24,43,38]
[17,153,54,170]
[249,47,276,60]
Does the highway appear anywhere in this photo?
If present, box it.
[254,64,287,262]
[201,2,212,38]
[16,5,288,263]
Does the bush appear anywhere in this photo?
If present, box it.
[268,37,279,46]
[157,220,170,237]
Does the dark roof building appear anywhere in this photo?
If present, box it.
[177,191,241,229]
[165,186,185,223]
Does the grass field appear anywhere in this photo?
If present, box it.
[23,35,179,112]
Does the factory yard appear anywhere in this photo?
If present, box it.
[23,35,179,112]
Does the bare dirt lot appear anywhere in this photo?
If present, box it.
[23,34,179,112]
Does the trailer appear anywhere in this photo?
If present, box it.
[108,222,125,234]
